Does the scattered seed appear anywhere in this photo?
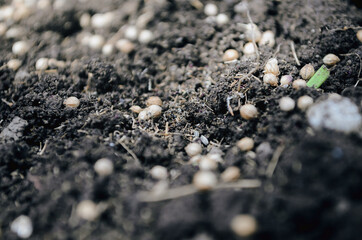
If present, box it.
[300,64,315,80]
[292,79,307,90]
[138,105,162,120]
[125,25,138,41]
[102,43,114,56]
[150,165,168,180]
[323,53,340,66]
[263,73,278,86]
[35,58,49,71]
[91,12,114,29]
[94,158,114,176]
[243,42,256,56]
[88,34,105,50]
[200,135,209,146]
[199,156,218,171]
[216,13,229,26]
[357,30,362,43]
[204,3,218,16]
[116,39,135,54]
[244,23,262,42]
[279,97,295,112]
[240,104,258,120]
[7,59,22,71]
[237,137,254,151]
[12,41,30,55]
[264,58,279,76]
[193,171,217,191]
[230,214,258,237]
[297,96,314,111]
[63,96,80,108]
[223,49,239,62]
[76,200,98,221]
[280,75,293,87]
[185,142,202,157]
[146,96,162,106]
[259,30,275,47]
[10,215,33,239]
[79,13,91,28]
[138,29,154,44]
[221,166,240,182]
[130,105,143,114]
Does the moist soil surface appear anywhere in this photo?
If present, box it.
[1,0,362,239]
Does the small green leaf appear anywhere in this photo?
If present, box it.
[307,65,330,88]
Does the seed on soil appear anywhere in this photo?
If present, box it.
[263,73,278,86]
[150,165,168,180]
[116,39,135,54]
[259,30,275,47]
[130,105,143,113]
[279,97,295,112]
[102,43,114,56]
[300,64,315,80]
[244,24,262,42]
[243,42,256,56]
[76,200,99,221]
[240,104,258,120]
[221,166,240,182]
[185,142,202,157]
[63,96,80,108]
[216,13,229,26]
[193,171,217,191]
[79,13,91,28]
[125,25,138,41]
[297,96,314,111]
[7,59,22,70]
[237,137,254,151]
[204,3,218,16]
[323,54,340,66]
[35,58,49,70]
[12,40,30,55]
[230,214,258,237]
[357,30,362,43]
[0,22,6,36]
[189,154,202,164]
[10,215,33,239]
[138,30,154,44]
[91,12,114,29]
[264,58,279,76]
[94,158,114,176]
[292,79,307,89]
[88,35,105,50]
[138,105,162,120]
[280,75,293,87]
[223,49,239,62]
[199,156,218,171]
[146,96,163,106]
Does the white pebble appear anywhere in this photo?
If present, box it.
[150,165,168,180]
[125,26,138,41]
[7,59,22,71]
[185,142,202,157]
[35,58,49,70]
[204,3,218,16]
[279,97,295,112]
[10,215,33,239]
[102,43,114,56]
[12,41,30,55]
[307,97,362,133]
[297,96,313,111]
[216,13,229,26]
[193,171,217,191]
[94,158,114,176]
[76,200,98,221]
[138,29,154,44]
[88,35,105,50]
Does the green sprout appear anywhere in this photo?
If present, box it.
[307,65,330,88]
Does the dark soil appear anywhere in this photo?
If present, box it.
[1,0,362,239]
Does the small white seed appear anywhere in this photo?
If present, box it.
[204,3,218,16]
[279,97,295,112]
[0,5,14,21]
[79,13,91,28]
[280,75,293,86]
[237,137,254,151]
[35,58,48,71]
[193,171,217,191]
[357,30,362,43]
[240,104,258,120]
[125,26,138,41]
[243,42,256,56]
[230,214,258,237]
[244,24,262,42]
[300,64,315,80]
[146,96,162,106]
[263,73,278,86]
[323,54,340,66]
[138,105,162,120]
[10,215,33,239]
[102,43,114,56]
[94,158,114,176]
[64,96,80,108]
[216,13,229,26]
[130,105,143,113]
[259,30,275,47]
[0,23,7,36]
[91,12,114,29]
[12,41,30,55]
[221,166,240,182]
[185,142,202,157]
[264,58,279,76]
[150,165,168,180]
[223,49,239,62]
[138,29,154,44]
[292,79,307,90]
[76,200,98,221]
[116,39,135,54]
[297,95,314,111]
[199,156,218,171]
[88,35,105,50]
[7,59,22,71]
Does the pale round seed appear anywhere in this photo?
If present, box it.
[259,30,275,47]
[243,42,256,56]
[223,49,239,62]
[10,215,33,239]
[125,26,138,41]
[116,39,135,54]
[88,35,105,50]
[264,58,279,76]
[35,58,48,71]
[7,59,22,71]
[130,105,143,113]
[199,156,218,171]
[263,73,278,86]
[280,75,293,86]
[138,29,154,44]
[204,3,218,16]
[292,79,307,90]
[297,95,314,111]
[12,41,30,55]
[185,142,202,157]
[102,43,114,56]
[230,214,258,237]
[237,137,254,151]
[150,165,168,180]
[300,64,315,80]
[193,171,217,191]
[323,53,340,67]
[94,158,114,176]
[63,96,80,108]
[240,104,258,120]
[357,30,362,43]
[221,166,240,182]
[76,200,98,221]
[216,13,229,26]
[279,97,295,112]
[146,96,162,106]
